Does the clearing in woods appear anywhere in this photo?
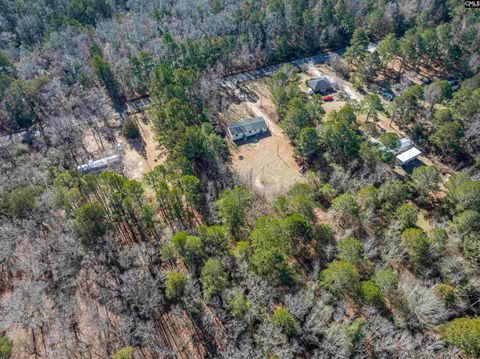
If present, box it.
[224,79,307,200]
[80,113,166,181]
[119,114,167,181]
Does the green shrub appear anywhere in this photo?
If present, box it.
[171,232,203,264]
[320,261,360,296]
[230,294,252,318]
[377,180,408,211]
[183,235,203,264]
[451,210,480,237]
[331,193,359,227]
[360,280,384,307]
[249,247,293,286]
[344,318,364,351]
[463,233,480,264]
[373,268,398,295]
[410,165,441,197]
[319,183,336,205]
[7,185,42,218]
[429,228,448,253]
[337,237,365,266]
[271,307,298,337]
[70,203,108,245]
[200,259,228,299]
[0,336,12,359]
[441,318,480,357]
[315,223,335,243]
[433,108,452,127]
[357,185,379,210]
[112,346,133,359]
[122,117,140,139]
[401,228,429,262]
[394,204,418,230]
[234,240,250,258]
[171,231,188,253]
[165,272,186,301]
[434,283,456,306]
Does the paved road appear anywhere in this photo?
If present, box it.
[116,49,346,114]
[219,49,345,89]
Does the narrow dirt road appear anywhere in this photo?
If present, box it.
[307,64,456,176]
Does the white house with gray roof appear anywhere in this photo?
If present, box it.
[227,117,268,141]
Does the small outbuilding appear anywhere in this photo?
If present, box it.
[396,138,413,154]
[366,43,378,53]
[306,78,333,95]
[77,155,120,173]
[396,147,421,166]
[228,117,268,141]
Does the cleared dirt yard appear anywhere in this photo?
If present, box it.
[224,80,306,200]
[119,114,167,181]
[81,113,166,181]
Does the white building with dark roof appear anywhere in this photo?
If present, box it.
[227,117,268,141]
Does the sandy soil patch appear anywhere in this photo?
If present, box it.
[118,115,167,181]
[416,209,434,233]
[79,112,166,182]
[224,82,306,200]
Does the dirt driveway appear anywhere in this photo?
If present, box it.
[308,64,455,176]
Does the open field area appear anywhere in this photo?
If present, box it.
[224,97,306,199]
[80,113,166,181]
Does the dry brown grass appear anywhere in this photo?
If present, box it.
[222,81,306,200]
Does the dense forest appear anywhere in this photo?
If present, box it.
[0,0,480,358]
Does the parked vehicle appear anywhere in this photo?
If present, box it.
[421,77,432,85]
[382,92,394,101]
[323,95,334,101]
[307,88,314,95]
[376,123,386,133]
[448,80,460,91]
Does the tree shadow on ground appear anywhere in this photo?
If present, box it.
[127,136,147,158]
[401,158,426,175]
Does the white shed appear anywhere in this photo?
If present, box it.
[397,138,413,154]
[396,147,421,166]
[77,155,120,173]
[366,43,378,53]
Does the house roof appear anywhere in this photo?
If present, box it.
[396,147,421,164]
[228,117,267,136]
[306,78,332,92]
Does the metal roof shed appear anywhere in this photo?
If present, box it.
[396,147,421,165]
